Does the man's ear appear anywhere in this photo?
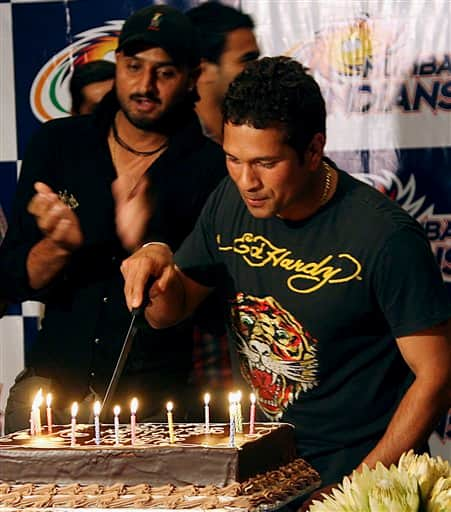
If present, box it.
[307,133,326,171]
[185,65,200,92]
[197,58,219,85]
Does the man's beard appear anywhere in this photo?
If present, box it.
[120,91,194,133]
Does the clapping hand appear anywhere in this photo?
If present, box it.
[27,182,83,252]
[112,173,152,252]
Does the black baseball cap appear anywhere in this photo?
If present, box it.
[117,5,200,67]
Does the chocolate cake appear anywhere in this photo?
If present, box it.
[0,458,321,510]
[0,423,297,487]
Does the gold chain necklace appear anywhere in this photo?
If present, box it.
[319,163,334,205]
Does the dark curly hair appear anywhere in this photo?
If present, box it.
[222,56,326,159]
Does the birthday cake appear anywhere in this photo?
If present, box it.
[0,422,298,487]
[0,423,321,510]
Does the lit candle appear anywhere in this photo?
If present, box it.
[166,401,175,443]
[31,389,43,436]
[46,393,53,433]
[235,390,243,433]
[249,393,256,434]
[204,393,210,433]
[228,392,236,447]
[93,401,101,445]
[70,402,78,447]
[113,405,121,445]
[30,390,39,436]
[29,409,35,437]
[130,398,138,445]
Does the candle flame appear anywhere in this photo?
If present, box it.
[71,402,78,418]
[236,390,242,402]
[131,398,138,414]
[113,405,121,416]
[204,393,210,405]
[46,393,52,408]
[93,401,101,416]
[32,389,43,410]
[228,392,236,404]
[166,401,173,412]
[250,393,256,404]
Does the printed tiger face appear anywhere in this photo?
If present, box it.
[231,293,319,420]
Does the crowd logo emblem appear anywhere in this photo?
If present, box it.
[30,22,122,123]
[286,13,451,115]
[288,13,404,83]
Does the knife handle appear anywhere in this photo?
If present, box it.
[131,277,155,316]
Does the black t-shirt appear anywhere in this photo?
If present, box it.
[175,166,451,481]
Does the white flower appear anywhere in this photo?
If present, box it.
[309,462,420,512]
[309,475,370,512]
[398,450,450,503]
[426,476,451,512]
[367,465,420,511]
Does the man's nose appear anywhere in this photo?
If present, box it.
[135,71,156,96]
[240,164,261,190]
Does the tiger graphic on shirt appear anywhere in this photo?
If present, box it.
[230,292,319,420]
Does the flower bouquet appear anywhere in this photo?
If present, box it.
[309,450,451,511]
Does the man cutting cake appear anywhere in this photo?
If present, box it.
[121,56,451,508]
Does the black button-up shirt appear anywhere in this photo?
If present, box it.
[0,98,227,410]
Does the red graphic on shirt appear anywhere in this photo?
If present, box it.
[231,293,319,420]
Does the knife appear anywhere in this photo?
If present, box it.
[101,278,154,416]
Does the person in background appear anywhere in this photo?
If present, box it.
[120,57,451,509]
[69,60,115,115]
[186,1,259,144]
[0,4,226,432]
[14,62,117,343]
[185,0,260,404]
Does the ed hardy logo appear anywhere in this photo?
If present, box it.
[217,233,362,294]
[231,293,319,420]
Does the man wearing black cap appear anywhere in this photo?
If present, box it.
[0,5,226,431]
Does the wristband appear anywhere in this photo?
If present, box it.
[141,241,170,250]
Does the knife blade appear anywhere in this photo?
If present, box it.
[101,278,154,415]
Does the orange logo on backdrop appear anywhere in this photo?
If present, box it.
[30,22,122,123]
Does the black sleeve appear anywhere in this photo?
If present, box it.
[373,223,451,337]
[0,122,64,302]
[174,180,227,288]
[143,142,227,251]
